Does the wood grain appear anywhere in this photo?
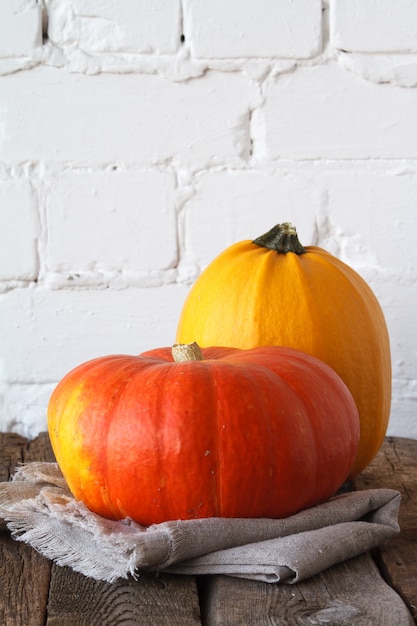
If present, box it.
[0,432,202,626]
[201,437,417,626]
[352,437,417,623]
[1,434,416,625]
[0,533,51,626]
[0,433,29,482]
[46,566,201,626]
[0,433,54,626]
[202,552,414,625]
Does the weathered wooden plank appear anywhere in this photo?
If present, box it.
[2,434,416,625]
[202,438,417,625]
[23,431,56,464]
[352,437,417,623]
[0,432,28,481]
[0,432,202,626]
[46,566,202,626]
[202,553,414,625]
[0,532,51,626]
[0,431,55,482]
[0,433,54,626]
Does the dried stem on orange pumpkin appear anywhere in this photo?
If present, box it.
[172,342,204,362]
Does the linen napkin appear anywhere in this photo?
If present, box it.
[0,462,400,584]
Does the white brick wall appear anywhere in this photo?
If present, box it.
[0,180,39,280]
[46,169,178,273]
[262,63,417,159]
[0,0,43,57]
[46,0,182,54]
[1,69,251,165]
[1,0,417,440]
[330,0,417,53]
[184,0,322,58]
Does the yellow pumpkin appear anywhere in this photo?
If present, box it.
[176,222,391,477]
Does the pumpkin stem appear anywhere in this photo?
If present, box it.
[252,222,306,255]
[172,342,204,362]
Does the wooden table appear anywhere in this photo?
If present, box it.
[1,433,416,625]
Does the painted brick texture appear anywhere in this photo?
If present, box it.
[0,180,39,280]
[184,0,322,58]
[0,0,43,57]
[46,170,178,274]
[1,1,416,439]
[330,0,417,53]
[262,63,417,159]
[46,0,182,54]
[1,69,251,165]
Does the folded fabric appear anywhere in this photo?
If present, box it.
[0,462,400,584]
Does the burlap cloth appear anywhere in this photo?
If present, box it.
[0,462,400,584]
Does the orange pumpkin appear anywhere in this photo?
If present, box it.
[48,343,359,525]
[176,223,391,477]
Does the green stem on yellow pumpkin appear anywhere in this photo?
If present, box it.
[172,342,204,362]
[252,222,306,255]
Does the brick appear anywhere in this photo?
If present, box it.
[381,275,417,440]
[262,62,417,159]
[371,277,417,382]
[389,378,417,439]
[46,169,177,273]
[0,285,189,383]
[0,0,42,57]
[47,0,181,54]
[185,0,322,59]
[330,0,417,53]
[320,171,417,276]
[0,382,56,437]
[0,68,251,167]
[182,170,319,270]
[0,180,39,280]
